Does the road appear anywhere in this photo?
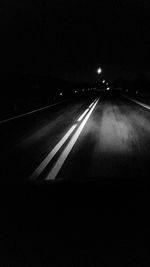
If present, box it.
[1,91,150,266]
[1,91,150,183]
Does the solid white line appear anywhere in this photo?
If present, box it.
[77,108,89,122]
[122,95,150,110]
[0,99,70,124]
[89,100,96,108]
[90,98,98,107]
[30,124,77,180]
[46,98,99,181]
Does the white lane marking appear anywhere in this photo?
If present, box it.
[0,99,70,124]
[77,98,98,122]
[122,95,150,110]
[89,103,94,108]
[77,108,89,122]
[46,98,99,181]
[89,99,96,108]
[30,98,97,180]
[90,97,100,107]
[30,124,77,180]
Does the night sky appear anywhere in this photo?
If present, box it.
[1,0,150,82]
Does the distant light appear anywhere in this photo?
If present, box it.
[106,82,108,85]
[60,92,63,96]
[97,67,102,74]
[107,87,110,90]
[102,80,105,83]
[75,90,77,93]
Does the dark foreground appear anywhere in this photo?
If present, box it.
[0,179,150,266]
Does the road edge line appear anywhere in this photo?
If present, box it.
[0,98,70,124]
[121,94,150,110]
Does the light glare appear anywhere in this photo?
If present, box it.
[97,68,102,74]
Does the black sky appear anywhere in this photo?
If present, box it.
[1,0,150,82]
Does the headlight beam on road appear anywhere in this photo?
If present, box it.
[30,124,77,180]
[30,98,99,181]
[46,98,99,181]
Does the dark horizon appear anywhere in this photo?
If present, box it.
[0,0,150,84]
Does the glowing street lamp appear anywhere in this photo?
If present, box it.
[97,67,102,74]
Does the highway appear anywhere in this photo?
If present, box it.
[1,91,150,183]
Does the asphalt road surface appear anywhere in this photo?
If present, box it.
[1,91,150,183]
[1,91,150,266]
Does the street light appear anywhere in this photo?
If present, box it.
[97,67,102,74]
